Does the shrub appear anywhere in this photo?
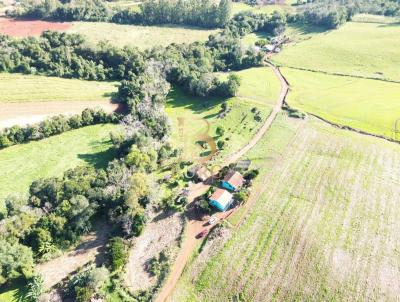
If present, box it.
[107,237,128,271]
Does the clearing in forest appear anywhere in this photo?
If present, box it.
[272,20,400,82]
[282,67,400,140]
[169,114,400,302]
[0,124,119,212]
[165,66,280,163]
[67,22,219,49]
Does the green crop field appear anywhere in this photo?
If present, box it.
[68,23,219,49]
[0,124,118,213]
[169,114,400,302]
[282,67,400,140]
[166,67,280,163]
[272,20,400,82]
[0,73,117,103]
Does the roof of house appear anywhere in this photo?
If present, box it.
[209,189,233,208]
[223,171,244,188]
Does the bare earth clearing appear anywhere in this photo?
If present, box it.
[0,100,120,129]
[125,211,185,293]
[0,17,71,36]
[36,223,111,290]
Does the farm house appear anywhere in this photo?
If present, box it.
[222,171,244,192]
[209,189,233,212]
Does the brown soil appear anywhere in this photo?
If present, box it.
[0,100,122,129]
[0,17,71,37]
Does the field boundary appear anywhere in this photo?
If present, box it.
[272,64,400,85]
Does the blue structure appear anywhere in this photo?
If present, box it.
[221,171,244,192]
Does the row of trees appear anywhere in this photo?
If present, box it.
[11,0,232,28]
[0,108,120,149]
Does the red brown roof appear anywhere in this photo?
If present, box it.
[223,171,244,189]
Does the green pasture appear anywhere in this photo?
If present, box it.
[68,22,219,50]
[165,67,280,163]
[231,2,293,16]
[0,73,117,103]
[170,114,400,302]
[272,20,400,82]
[0,124,119,212]
[282,67,400,140]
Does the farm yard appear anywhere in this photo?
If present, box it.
[169,114,400,302]
[166,67,280,162]
[0,124,118,212]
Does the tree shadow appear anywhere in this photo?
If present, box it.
[77,146,116,169]
[288,22,330,36]
[166,87,226,114]
[0,279,28,302]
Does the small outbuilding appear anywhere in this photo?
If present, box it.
[209,189,233,212]
[194,166,212,182]
[222,170,244,192]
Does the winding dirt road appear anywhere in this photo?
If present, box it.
[154,62,289,302]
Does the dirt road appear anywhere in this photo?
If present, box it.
[155,62,289,302]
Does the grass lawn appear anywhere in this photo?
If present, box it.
[0,124,119,212]
[272,20,400,82]
[0,73,117,103]
[170,114,400,302]
[68,22,219,50]
[165,67,280,164]
[282,67,400,140]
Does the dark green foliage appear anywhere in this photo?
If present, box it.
[244,169,259,181]
[26,275,44,302]
[234,189,249,204]
[217,140,226,150]
[147,250,170,277]
[107,237,128,271]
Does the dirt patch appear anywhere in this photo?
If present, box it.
[35,222,111,290]
[125,211,185,293]
[0,100,122,129]
[0,17,71,37]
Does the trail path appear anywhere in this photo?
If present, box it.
[155,61,289,302]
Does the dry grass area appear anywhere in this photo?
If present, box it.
[169,114,400,302]
[125,211,185,293]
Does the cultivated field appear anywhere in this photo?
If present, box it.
[0,73,117,103]
[0,124,118,212]
[0,17,71,36]
[67,22,219,49]
[166,67,280,162]
[169,114,400,302]
[273,20,400,82]
[282,67,400,140]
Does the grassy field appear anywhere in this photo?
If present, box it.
[0,73,117,103]
[231,2,293,16]
[282,67,400,140]
[272,21,400,82]
[169,113,400,302]
[68,23,219,49]
[165,67,280,163]
[0,124,118,212]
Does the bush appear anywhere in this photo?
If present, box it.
[107,237,128,271]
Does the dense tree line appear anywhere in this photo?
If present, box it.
[0,108,120,149]
[12,0,232,28]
